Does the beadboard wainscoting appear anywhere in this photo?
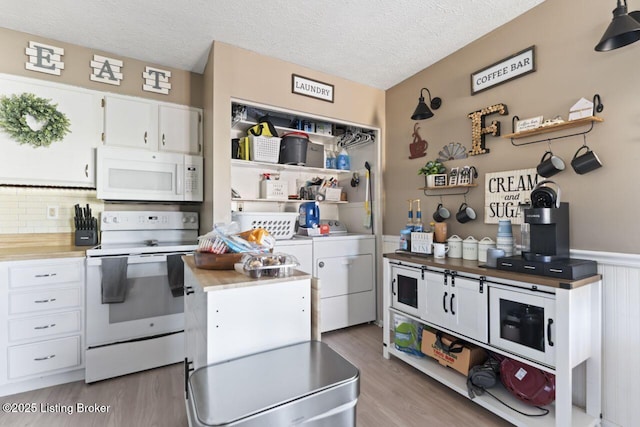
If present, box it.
[381,235,640,427]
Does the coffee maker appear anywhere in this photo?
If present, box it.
[522,202,569,262]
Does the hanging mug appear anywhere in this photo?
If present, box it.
[433,203,450,222]
[537,151,565,178]
[571,145,602,174]
[456,203,477,223]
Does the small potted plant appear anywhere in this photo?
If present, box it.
[418,160,447,187]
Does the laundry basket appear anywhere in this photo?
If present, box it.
[232,212,298,240]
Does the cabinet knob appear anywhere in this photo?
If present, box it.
[319,261,325,268]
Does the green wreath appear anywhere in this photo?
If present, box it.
[0,93,71,148]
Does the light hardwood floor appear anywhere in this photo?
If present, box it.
[0,324,511,426]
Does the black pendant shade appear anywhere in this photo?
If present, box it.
[411,87,442,120]
[595,0,640,51]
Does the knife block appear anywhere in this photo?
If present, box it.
[75,230,98,246]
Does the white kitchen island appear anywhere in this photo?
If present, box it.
[182,256,317,400]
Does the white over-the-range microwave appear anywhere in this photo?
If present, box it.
[96,146,203,202]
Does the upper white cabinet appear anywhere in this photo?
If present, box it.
[0,74,103,188]
[159,104,202,155]
[104,95,202,155]
[103,95,157,150]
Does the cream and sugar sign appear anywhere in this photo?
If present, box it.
[484,168,540,225]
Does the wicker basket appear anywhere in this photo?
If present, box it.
[232,212,298,240]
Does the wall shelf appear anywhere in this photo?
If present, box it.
[419,183,477,196]
[232,197,346,204]
[503,94,604,147]
[231,159,352,175]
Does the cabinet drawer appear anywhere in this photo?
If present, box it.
[9,262,82,289]
[9,310,81,342]
[9,287,81,315]
[8,335,81,379]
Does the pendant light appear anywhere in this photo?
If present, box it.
[595,0,640,51]
[411,87,442,120]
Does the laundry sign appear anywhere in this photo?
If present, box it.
[484,168,540,225]
[292,74,334,103]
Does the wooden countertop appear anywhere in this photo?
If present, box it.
[384,252,601,290]
[0,233,88,261]
[184,256,312,292]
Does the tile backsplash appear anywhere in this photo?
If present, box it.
[0,187,104,234]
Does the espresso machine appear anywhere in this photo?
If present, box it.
[496,181,597,280]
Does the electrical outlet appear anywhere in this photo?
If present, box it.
[47,205,59,219]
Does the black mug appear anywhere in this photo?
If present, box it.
[433,203,450,222]
[537,151,565,178]
[571,145,602,175]
[456,203,476,223]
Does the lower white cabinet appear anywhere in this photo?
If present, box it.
[313,235,376,333]
[423,269,488,343]
[0,258,85,396]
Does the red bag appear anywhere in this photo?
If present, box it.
[500,357,555,406]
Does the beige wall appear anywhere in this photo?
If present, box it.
[201,41,386,232]
[0,27,203,107]
[385,0,639,254]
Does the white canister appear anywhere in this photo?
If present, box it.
[447,235,463,258]
[462,236,478,260]
[477,237,496,263]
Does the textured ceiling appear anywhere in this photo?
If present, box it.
[0,0,544,89]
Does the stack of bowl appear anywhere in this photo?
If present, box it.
[496,220,514,256]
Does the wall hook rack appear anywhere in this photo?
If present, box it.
[503,93,604,147]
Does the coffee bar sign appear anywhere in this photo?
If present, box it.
[484,168,540,225]
[471,46,535,95]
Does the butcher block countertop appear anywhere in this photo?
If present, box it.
[384,251,601,290]
[0,233,88,261]
[184,256,312,292]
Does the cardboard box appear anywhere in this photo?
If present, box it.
[421,329,486,376]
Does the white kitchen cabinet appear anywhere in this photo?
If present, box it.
[313,235,376,333]
[423,270,488,342]
[0,73,103,188]
[0,257,85,397]
[103,95,157,150]
[104,95,202,155]
[159,104,202,154]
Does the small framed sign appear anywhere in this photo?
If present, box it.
[515,116,543,133]
[292,74,334,103]
[471,46,536,95]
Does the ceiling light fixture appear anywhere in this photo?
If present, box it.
[411,87,442,120]
[595,0,640,51]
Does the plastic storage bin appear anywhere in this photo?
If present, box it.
[249,135,281,163]
[232,212,298,240]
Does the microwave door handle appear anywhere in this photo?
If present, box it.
[176,163,184,196]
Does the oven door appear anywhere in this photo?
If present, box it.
[489,284,556,366]
[390,263,425,318]
[86,253,187,347]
